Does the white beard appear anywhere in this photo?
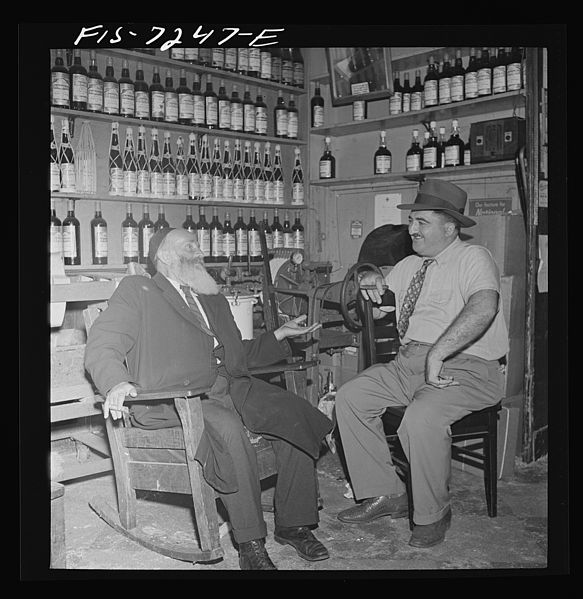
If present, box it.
[169,256,220,295]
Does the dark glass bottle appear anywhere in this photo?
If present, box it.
[122,203,139,264]
[291,147,304,206]
[119,59,135,117]
[51,49,70,108]
[422,121,438,169]
[286,95,298,139]
[254,88,268,136]
[292,48,304,88]
[232,139,244,203]
[234,208,248,262]
[263,142,274,204]
[58,117,76,192]
[248,47,261,78]
[261,211,273,254]
[492,47,508,94]
[203,75,218,129]
[401,72,412,113]
[373,130,392,175]
[437,126,447,168]
[438,53,452,105]
[243,85,256,134]
[444,119,465,167]
[182,205,196,232]
[138,205,155,264]
[464,48,479,99]
[389,71,403,115]
[90,201,108,265]
[224,47,237,72]
[243,141,254,203]
[177,68,194,125]
[236,48,249,76]
[211,47,225,70]
[50,116,60,192]
[477,48,492,96]
[271,208,284,249]
[186,132,201,200]
[69,48,88,110]
[149,66,165,121]
[274,92,288,138]
[311,85,324,128]
[291,212,304,250]
[247,209,262,262]
[163,69,178,123]
[192,73,205,127]
[149,128,162,196]
[410,69,423,111]
[450,49,465,102]
[210,138,223,199]
[252,142,265,204]
[154,204,170,232]
[221,140,233,201]
[281,48,293,86]
[423,56,439,107]
[62,199,81,265]
[405,129,422,172]
[50,199,62,257]
[134,61,150,120]
[198,47,212,68]
[218,80,231,131]
[270,47,282,83]
[136,125,150,196]
[199,135,212,200]
[210,207,223,262]
[282,211,293,249]
[273,144,284,205]
[260,47,272,81]
[122,127,137,196]
[103,57,119,116]
[222,211,236,260]
[161,131,176,197]
[506,47,523,91]
[86,50,103,113]
[319,136,335,179]
[175,135,188,197]
[230,84,243,132]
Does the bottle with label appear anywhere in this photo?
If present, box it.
[389,71,403,115]
[138,204,155,264]
[353,98,367,121]
[218,80,231,131]
[198,47,212,68]
[477,48,492,96]
[102,57,119,115]
[271,209,284,248]
[170,47,185,61]
[51,49,70,108]
[232,139,244,203]
[149,128,163,197]
[492,47,508,94]
[263,142,274,204]
[243,85,256,134]
[221,140,233,201]
[411,70,424,111]
[234,208,248,261]
[270,47,282,83]
[186,132,201,200]
[422,121,438,169]
[149,66,165,121]
[286,95,299,139]
[247,209,262,261]
[444,119,465,167]
[69,49,88,111]
[136,125,150,197]
[237,48,249,76]
[62,199,81,265]
[463,137,472,166]
[292,147,305,205]
[184,48,199,64]
[401,72,412,112]
[506,47,522,91]
[119,59,135,117]
[423,56,439,107]
[90,201,108,265]
[282,212,293,248]
[254,88,268,136]
[182,204,196,232]
[211,47,225,70]
[464,48,479,99]
[161,131,176,197]
[243,140,254,203]
[230,84,243,132]
[122,127,137,196]
[261,211,273,254]
[175,136,189,197]
[222,211,236,259]
[50,115,60,192]
[292,48,304,88]
[248,47,261,78]
[134,61,150,120]
[86,50,103,113]
[204,75,218,129]
[210,138,223,199]
[292,212,304,250]
[438,53,452,105]
[199,134,212,200]
[58,117,76,192]
[273,145,284,204]
[450,49,465,102]
[274,92,288,137]
[319,137,335,179]
[154,204,170,232]
[252,142,265,204]
[311,85,324,128]
[122,203,139,264]
[192,73,206,127]
[210,207,224,262]
[224,47,237,72]
[50,199,63,257]
[163,69,178,123]
[277,48,291,86]
[176,68,194,125]
[260,47,272,81]
[405,129,422,172]
[373,130,392,175]
[437,126,447,168]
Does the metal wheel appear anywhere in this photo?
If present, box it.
[339,262,383,332]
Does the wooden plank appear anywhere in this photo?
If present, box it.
[51,384,95,404]
[73,431,110,456]
[53,457,113,482]
[50,281,117,303]
[51,398,102,422]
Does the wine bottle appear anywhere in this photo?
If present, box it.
[210,138,223,199]
[196,206,211,261]
[254,88,268,136]
[175,135,189,197]
[271,208,284,249]
[51,49,70,108]
[401,130,419,172]
[389,71,403,115]
[184,48,199,64]
[438,53,452,105]
[286,95,299,139]
[149,128,163,197]
[477,48,492,96]
[119,59,135,117]
[273,144,284,205]
[122,126,138,196]
[243,140,254,204]
[102,57,119,116]
[411,69,423,111]
[464,48,479,99]
[134,61,150,120]
[163,69,178,123]
[237,48,249,76]
[198,47,212,68]
[177,68,194,125]
[319,136,335,179]
[445,119,465,167]
[187,132,201,201]
[247,209,262,261]
[222,211,236,259]
[59,117,76,192]
[161,131,176,197]
[154,204,170,231]
[230,84,243,132]
[260,47,272,81]
[373,130,392,175]
[252,142,265,204]
[211,47,225,70]
[243,85,255,133]
[274,92,288,138]
[270,47,282,83]
[50,199,63,256]
[150,66,165,121]
[311,85,324,128]
[506,47,522,91]
[86,50,103,113]
[232,139,244,203]
[261,211,273,253]
[210,207,223,262]
[492,47,508,94]
[62,199,81,265]
[90,201,108,265]
[292,48,304,88]
[292,212,304,250]
[199,134,212,200]
[136,125,150,196]
[50,115,60,192]
[450,49,465,103]
[182,205,196,232]
[248,47,261,78]
[234,208,248,261]
[353,97,367,121]
[218,79,231,131]
[204,75,218,129]
[224,47,238,72]
[401,72,412,113]
[138,204,155,264]
[122,203,139,263]
[423,56,439,107]
[192,73,206,127]
[170,47,185,61]
[282,211,293,248]
[437,126,447,168]
[281,48,293,86]
[263,142,274,204]
[221,140,233,201]
[422,121,438,169]
[69,48,88,111]
[292,147,305,206]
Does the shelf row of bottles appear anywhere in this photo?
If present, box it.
[51,50,302,137]
[51,118,306,205]
[51,199,305,266]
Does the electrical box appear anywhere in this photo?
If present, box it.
[470,117,526,163]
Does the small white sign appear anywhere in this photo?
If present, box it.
[374,193,402,227]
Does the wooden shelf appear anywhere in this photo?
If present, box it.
[310,91,525,137]
[310,161,516,188]
[51,107,307,146]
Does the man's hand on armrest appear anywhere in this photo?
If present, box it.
[273,314,322,342]
[104,381,137,420]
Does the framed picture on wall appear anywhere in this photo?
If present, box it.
[325,48,394,106]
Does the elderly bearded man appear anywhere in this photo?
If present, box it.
[85,227,333,570]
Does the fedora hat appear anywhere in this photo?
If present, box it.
[397,179,476,227]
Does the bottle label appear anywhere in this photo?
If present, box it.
[51,72,70,106]
[179,94,195,120]
[273,230,284,248]
[249,48,261,72]
[254,179,265,203]
[72,73,88,103]
[176,174,189,196]
[353,101,366,120]
[264,180,274,203]
[171,48,185,60]
[244,105,255,132]
[94,225,108,258]
[293,231,304,250]
[276,111,288,136]
[292,182,304,204]
[222,177,234,201]
[260,53,272,79]
[237,48,249,72]
[287,113,298,138]
[50,226,62,254]
[389,92,402,114]
[188,172,201,198]
[438,78,451,104]
[244,178,255,203]
[265,232,274,250]
[236,229,248,254]
[135,91,150,118]
[319,160,332,178]
[60,164,76,191]
[406,154,421,171]
[293,64,304,86]
[219,100,231,129]
[62,225,77,257]
[255,108,268,134]
[493,66,507,93]
[423,147,437,168]
[477,68,492,95]
[507,63,521,90]
[231,104,243,130]
[200,173,212,198]
[274,180,284,204]
[211,48,224,68]
[223,233,235,257]
[197,229,211,255]
[205,97,218,126]
[450,76,464,101]
[110,167,124,195]
[151,91,165,118]
[423,80,438,105]
[233,177,244,201]
[211,229,223,257]
[87,79,104,111]
[50,164,61,192]
[122,227,139,257]
[464,72,478,98]
[281,62,293,84]
[120,83,135,115]
[402,94,411,112]
[284,232,293,248]
[137,170,150,195]
[249,231,261,256]
[123,171,137,195]
[411,91,423,111]
[150,172,163,196]
[224,48,237,70]
[445,145,460,166]
[184,48,199,62]
[313,106,324,127]
[193,96,206,124]
[141,227,154,258]
[375,155,391,174]
[104,82,120,113]
[164,93,178,122]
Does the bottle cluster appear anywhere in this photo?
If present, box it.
[51,49,301,139]
[405,120,469,171]
[50,199,304,266]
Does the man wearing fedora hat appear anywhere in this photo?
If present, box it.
[335,179,509,548]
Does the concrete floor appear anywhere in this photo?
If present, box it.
[50,445,549,575]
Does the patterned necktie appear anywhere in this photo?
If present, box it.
[397,259,434,340]
[180,285,214,337]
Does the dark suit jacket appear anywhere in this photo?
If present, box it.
[84,273,332,493]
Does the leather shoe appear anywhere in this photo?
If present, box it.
[337,493,409,523]
[238,538,277,570]
[408,507,452,548]
[274,526,330,561]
